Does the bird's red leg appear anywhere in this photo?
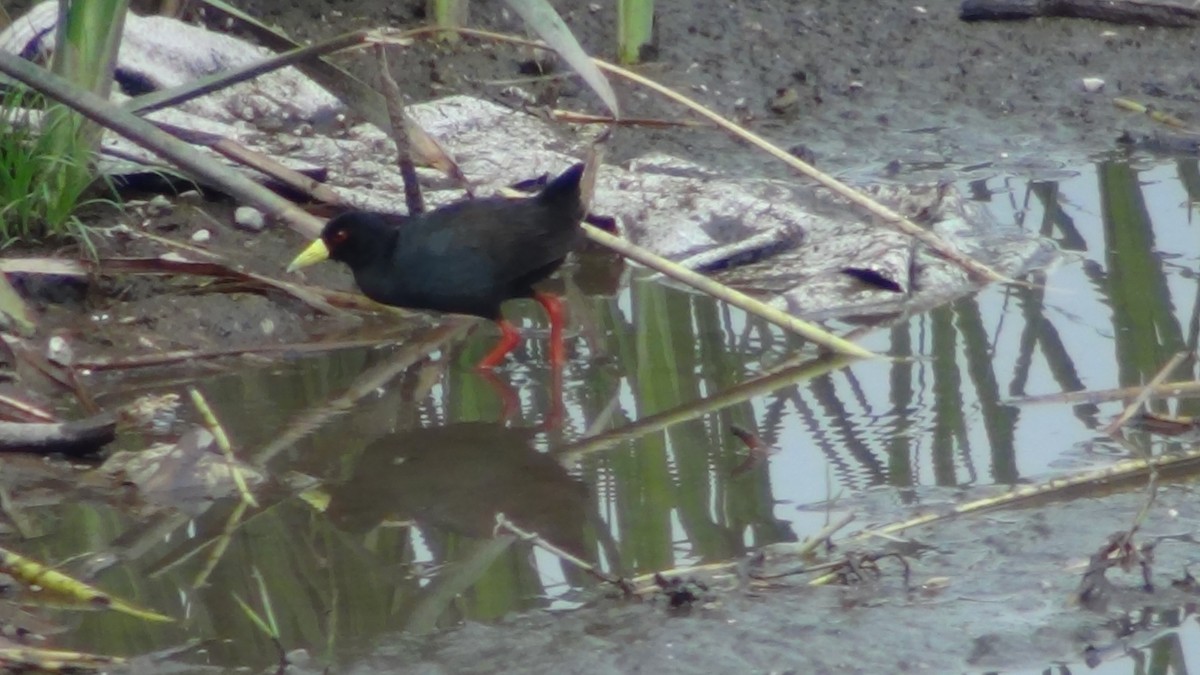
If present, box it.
[476,319,522,370]
[534,292,566,366]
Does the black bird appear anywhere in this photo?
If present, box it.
[287,163,587,368]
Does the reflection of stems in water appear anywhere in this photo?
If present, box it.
[191,500,249,589]
[1188,269,1200,356]
[955,298,1014,483]
[1100,162,1185,388]
[795,376,888,490]
[402,535,515,636]
[248,320,472,465]
[1010,271,1097,429]
[494,513,628,590]
[553,353,854,465]
[231,566,285,667]
[147,498,289,579]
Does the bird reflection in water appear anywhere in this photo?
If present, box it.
[326,421,591,562]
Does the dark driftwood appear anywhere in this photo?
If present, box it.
[0,412,117,456]
[961,0,1200,26]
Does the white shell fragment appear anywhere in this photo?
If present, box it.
[234,206,266,232]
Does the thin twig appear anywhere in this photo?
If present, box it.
[550,110,708,128]
[75,337,403,371]
[0,393,56,422]
[1104,351,1190,437]
[761,512,855,559]
[494,513,630,592]
[191,500,249,588]
[581,223,876,358]
[375,44,424,216]
[1009,379,1200,406]
[152,120,343,205]
[1123,474,1158,549]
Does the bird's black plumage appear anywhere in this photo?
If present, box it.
[318,162,585,320]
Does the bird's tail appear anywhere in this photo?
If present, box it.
[538,162,586,220]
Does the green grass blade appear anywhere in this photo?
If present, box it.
[504,0,620,118]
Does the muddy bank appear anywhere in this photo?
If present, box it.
[234,0,1200,177]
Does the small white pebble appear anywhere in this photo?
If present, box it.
[191,229,211,243]
[145,194,172,216]
[260,318,275,335]
[234,206,266,232]
[1081,77,1105,93]
[46,336,73,366]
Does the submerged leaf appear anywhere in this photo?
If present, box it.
[0,546,172,622]
[0,645,124,673]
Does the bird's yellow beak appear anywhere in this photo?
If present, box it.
[286,239,330,272]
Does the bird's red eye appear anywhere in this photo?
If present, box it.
[328,228,350,246]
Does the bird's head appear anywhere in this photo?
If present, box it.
[286,212,399,272]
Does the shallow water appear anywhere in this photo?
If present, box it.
[21,156,1200,672]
